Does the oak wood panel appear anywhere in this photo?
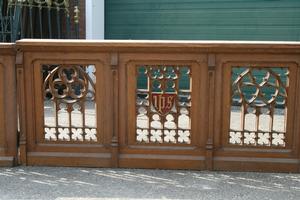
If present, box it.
[14,40,300,172]
[0,44,17,167]
[0,64,4,154]
[20,51,114,167]
[116,52,208,169]
[213,53,300,172]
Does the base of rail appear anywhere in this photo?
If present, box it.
[0,156,15,167]
[119,154,206,170]
[26,152,112,168]
[213,157,300,173]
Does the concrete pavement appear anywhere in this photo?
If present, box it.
[0,167,300,200]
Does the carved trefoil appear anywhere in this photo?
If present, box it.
[43,64,97,142]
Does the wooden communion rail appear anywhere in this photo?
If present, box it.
[1,39,300,172]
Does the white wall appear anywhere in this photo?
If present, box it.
[86,0,105,39]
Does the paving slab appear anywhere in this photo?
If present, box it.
[0,167,300,200]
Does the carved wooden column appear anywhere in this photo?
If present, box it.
[205,54,216,170]
[110,53,119,167]
[297,65,300,173]
[16,50,27,165]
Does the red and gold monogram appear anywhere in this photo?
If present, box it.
[151,93,176,115]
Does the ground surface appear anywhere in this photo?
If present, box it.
[0,167,300,200]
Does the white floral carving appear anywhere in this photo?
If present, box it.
[244,132,256,145]
[137,129,149,142]
[85,128,97,142]
[71,128,83,141]
[58,128,70,141]
[178,130,191,144]
[272,133,285,146]
[229,131,242,144]
[258,133,270,145]
[164,130,176,143]
[45,128,57,141]
[150,130,163,143]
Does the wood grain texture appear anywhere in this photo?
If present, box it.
[11,40,300,172]
[0,44,17,167]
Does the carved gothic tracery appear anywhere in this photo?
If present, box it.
[229,67,289,147]
[43,64,97,142]
[136,65,192,144]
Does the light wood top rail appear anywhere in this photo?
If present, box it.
[16,39,300,53]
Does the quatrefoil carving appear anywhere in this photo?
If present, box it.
[44,65,95,104]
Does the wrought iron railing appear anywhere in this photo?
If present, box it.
[0,0,80,42]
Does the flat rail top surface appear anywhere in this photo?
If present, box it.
[0,43,15,54]
[16,39,300,53]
